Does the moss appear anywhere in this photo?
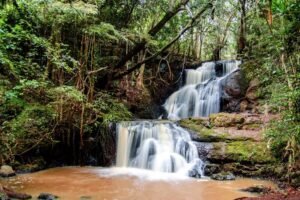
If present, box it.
[209,113,245,127]
[179,118,252,142]
[225,141,276,164]
[242,123,262,130]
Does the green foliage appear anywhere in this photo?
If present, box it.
[2,104,56,157]
[85,23,127,42]
[243,0,300,165]
[93,92,132,126]
[48,85,85,102]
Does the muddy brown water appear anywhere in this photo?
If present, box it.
[0,167,275,200]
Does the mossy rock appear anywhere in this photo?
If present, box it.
[242,123,262,130]
[209,113,245,127]
[211,171,236,180]
[14,157,46,173]
[221,163,284,177]
[179,118,252,142]
[208,141,276,164]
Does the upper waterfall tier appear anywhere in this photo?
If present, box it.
[163,60,241,120]
[116,121,204,177]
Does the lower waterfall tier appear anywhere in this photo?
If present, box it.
[116,121,204,177]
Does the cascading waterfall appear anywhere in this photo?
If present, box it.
[164,60,241,119]
[116,121,204,177]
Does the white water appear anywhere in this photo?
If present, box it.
[116,121,204,177]
[164,61,241,119]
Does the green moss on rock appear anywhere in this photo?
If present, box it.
[208,141,276,164]
[209,113,245,127]
[179,118,252,142]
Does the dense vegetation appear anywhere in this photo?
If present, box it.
[0,0,299,175]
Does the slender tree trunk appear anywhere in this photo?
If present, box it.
[212,11,235,61]
[136,51,146,89]
[194,28,201,59]
[237,0,247,56]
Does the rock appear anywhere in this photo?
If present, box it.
[194,142,213,160]
[188,168,201,178]
[0,192,9,200]
[204,164,221,176]
[221,70,248,112]
[16,157,46,173]
[38,193,58,200]
[240,185,270,194]
[246,78,260,102]
[0,186,31,200]
[207,141,276,164]
[179,118,252,143]
[211,172,236,180]
[239,100,249,112]
[0,165,16,177]
[209,113,245,127]
[80,196,92,200]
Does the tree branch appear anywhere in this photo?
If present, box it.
[114,0,190,69]
[113,2,213,79]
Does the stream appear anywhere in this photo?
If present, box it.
[0,167,275,200]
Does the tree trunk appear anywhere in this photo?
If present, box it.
[237,0,247,56]
[193,28,201,59]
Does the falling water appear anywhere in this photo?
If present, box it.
[164,60,241,119]
[116,121,204,177]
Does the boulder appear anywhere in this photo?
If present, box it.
[16,157,46,173]
[188,168,202,178]
[221,70,247,112]
[204,164,221,176]
[239,100,249,112]
[240,185,270,194]
[38,193,58,200]
[0,165,15,178]
[211,172,235,180]
[245,78,260,102]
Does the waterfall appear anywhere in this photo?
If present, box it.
[116,121,204,177]
[164,60,241,119]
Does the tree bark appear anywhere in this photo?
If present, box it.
[237,0,247,56]
[212,11,236,61]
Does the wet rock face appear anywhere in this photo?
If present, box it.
[221,70,247,112]
[188,168,202,178]
[0,165,15,178]
[211,172,236,181]
[245,78,260,102]
[204,164,221,176]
